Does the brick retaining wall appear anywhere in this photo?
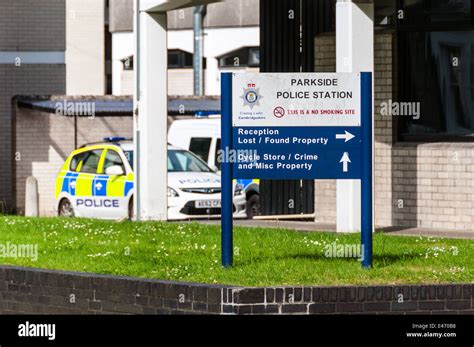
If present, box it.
[228,285,473,315]
[0,266,473,315]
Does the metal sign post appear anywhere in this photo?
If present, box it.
[221,73,234,268]
[360,72,373,268]
[221,72,373,268]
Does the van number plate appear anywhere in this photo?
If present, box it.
[195,200,221,209]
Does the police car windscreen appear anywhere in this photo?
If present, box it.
[168,150,212,173]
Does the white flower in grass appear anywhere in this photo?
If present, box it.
[449,246,459,256]
[86,251,115,258]
[449,266,465,274]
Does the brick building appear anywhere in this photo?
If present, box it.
[12,95,221,215]
[12,96,133,216]
[0,0,66,211]
[260,0,474,232]
[5,0,474,234]
[5,0,257,213]
[110,0,260,96]
[0,0,110,212]
[313,33,473,231]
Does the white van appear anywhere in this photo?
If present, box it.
[169,117,260,218]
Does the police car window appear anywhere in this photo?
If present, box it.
[168,150,211,172]
[79,150,103,174]
[189,138,211,162]
[70,152,87,172]
[103,150,124,172]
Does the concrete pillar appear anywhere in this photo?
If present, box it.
[133,0,220,220]
[205,57,220,95]
[25,177,39,217]
[66,0,106,95]
[134,4,168,220]
[336,0,374,232]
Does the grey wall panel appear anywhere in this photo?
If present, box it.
[0,0,65,51]
[168,0,260,30]
[109,0,133,32]
[110,0,259,32]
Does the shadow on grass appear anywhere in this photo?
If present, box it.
[237,252,420,268]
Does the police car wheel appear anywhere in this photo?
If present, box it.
[58,199,74,218]
[245,194,260,219]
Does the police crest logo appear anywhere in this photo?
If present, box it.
[240,82,262,109]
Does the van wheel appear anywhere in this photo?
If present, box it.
[58,199,74,218]
[128,197,134,220]
[246,194,260,219]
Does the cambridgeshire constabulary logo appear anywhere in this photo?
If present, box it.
[241,83,262,109]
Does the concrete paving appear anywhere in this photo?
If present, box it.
[193,220,474,240]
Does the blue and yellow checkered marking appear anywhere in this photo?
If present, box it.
[61,173,133,198]
[124,181,134,197]
[61,172,79,196]
[93,175,109,197]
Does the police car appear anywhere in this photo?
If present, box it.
[55,138,247,220]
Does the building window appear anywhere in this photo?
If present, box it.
[375,0,398,27]
[218,47,260,68]
[397,0,474,141]
[105,25,113,94]
[399,0,473,29]
[399,31,474,139]
[120,50,202,71]
[168,49,195,69]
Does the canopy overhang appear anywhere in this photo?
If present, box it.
[139,0,220,13]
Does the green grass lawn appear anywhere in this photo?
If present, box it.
[0,217,472,286]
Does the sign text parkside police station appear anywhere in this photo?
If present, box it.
[232,73,363,180]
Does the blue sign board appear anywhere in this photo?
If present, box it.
[220,72,373,269]
[233,126,362,180]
